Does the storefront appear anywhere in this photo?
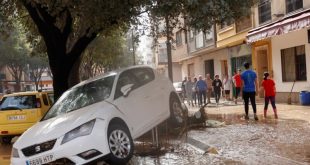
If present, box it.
[247,9,310,102]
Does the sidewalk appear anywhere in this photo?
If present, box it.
[185,98,310,121]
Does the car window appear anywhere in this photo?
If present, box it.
[43,75,115,120]
[131,68,155,86]
[42,94,49,106]
[0,95,37,110]
[114,71,139,99]
[47,93,54,105]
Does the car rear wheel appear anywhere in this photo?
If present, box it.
[169,95,187,127]
[106,123,134,165]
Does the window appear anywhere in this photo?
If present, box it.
[0,95,37,110]
[176,30,182,46]
[286,0,303,13]
[281,45,307,82]
[189,29,194,39]
[258,0,271,24]
[236,15,252,32]
[195,31,204,49]
[115,71,139,99]
[131,68,155,86]
[219,20,233,29]
[204,28,214,47]
[188,64,195,78]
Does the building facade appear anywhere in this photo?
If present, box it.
[247,0,310,103]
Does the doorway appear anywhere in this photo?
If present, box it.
[221,60,228,79]
[256,48,268,98]
[204,59,214,78]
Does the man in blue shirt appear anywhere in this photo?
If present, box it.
[196,75,207,106]
[241,62,258,120]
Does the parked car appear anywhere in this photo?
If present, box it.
[0,91,54,144]
[173,82,183,99]
[11,66,187,165]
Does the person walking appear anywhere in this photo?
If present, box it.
[196,75,207,106]
[241,62,258,121]
[185,77,194,106]
[233,69,242,104]
[205,74,213,104]
[261,72,278,119]
[192,77,198,106]
[212,74,222,106]
[223,74,232,101]
[181,77,187,101]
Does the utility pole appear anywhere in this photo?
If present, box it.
[132,28,136,65]
[165,15,173,82]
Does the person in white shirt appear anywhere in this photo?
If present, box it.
[223,74,232,101]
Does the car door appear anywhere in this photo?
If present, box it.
[113,69,153,137]
[129,68,165,124]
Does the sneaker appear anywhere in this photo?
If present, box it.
[245,115,249,120]
[254,114,259,121]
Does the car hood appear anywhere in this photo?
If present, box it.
[14,101,110,149]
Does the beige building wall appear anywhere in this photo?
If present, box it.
[272,28,310,92]
[181,48,228,79]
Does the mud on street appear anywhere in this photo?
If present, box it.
[1,104,310,165]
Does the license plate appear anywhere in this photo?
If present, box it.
[26,154,54,165]
[8,115,26,121]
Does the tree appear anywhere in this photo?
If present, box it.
[0,0,255,99]
[80,29,128,80]
[0,26,30,92]
[28,55,49,90]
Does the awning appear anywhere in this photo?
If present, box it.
[247,9,310,43]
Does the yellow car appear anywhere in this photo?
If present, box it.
[0,91,54,144]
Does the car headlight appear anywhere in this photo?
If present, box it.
[61,119,96,145]
[12,148,19,158]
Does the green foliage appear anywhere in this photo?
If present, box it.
[80,29,133,80]
[0,0,256,98]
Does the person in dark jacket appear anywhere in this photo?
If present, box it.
[196,75,207,106]
[212,74,222,106]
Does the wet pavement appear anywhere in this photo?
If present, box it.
[1,102,310,165]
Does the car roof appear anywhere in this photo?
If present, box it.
[73,65,154,88]
[3,91,50,97]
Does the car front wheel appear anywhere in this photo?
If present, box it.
[106,123,134,165]
[169,95,187,127]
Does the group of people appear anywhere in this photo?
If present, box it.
[181,73,236,107]
[181,61,278,120]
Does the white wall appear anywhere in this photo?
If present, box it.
[181,48,229,79]
[272,28,310,92]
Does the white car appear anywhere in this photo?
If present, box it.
[11,66,186,165]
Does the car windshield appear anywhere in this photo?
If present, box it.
[0,95,37,110]
[43,75,115,120]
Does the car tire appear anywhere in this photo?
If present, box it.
[169,94,187,127]
[106,123,134,165]
[1,136,12,145]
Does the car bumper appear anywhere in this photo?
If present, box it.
[0,123,35,136]
[11,119,111,165]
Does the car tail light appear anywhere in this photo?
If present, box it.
[1,131,8,134]
[36,98,41,108]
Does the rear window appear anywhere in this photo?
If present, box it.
[0,95,37,110]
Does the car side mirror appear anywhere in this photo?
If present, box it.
[120,84,134,97]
